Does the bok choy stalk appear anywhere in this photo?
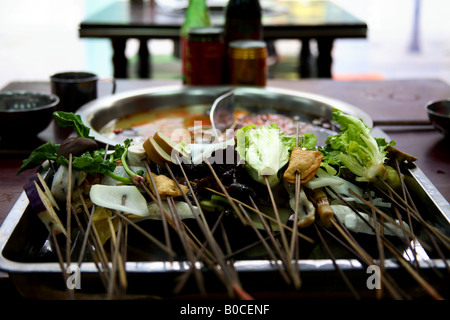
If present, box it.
[236,123,317,187]
[321,109,397,185]
[121,144,146,186]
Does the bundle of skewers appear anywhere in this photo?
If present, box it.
[18,111,450,300]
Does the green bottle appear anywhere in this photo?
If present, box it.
[181,0,211,83]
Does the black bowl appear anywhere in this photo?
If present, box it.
[0,91,59,140]
[427,99,450,137]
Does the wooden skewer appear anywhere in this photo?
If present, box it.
[143,160,173,262]
[114,211,176,258]
[71,203,109,289]
[393,159,418,267]
[247,196,299,288]
[171,158,250,299]
[264,176,291,255]
[330,185,443,299]
[374,179,450,248]
[314,224,361,299]
[107,213,128,298]
[201,186,314,244]
[289,126,302,273]
[140,159,238,297]
[204,158,247,225]
[289,173,301,259]
[49,223,74,299]
[330,217,405,300]
[367,190,385,299]
[167,196,207,295]
[173,211,228,295]
[66,153,73,270]
[384,240,444,300]
[238,204,292,285]
[77,193,111,273]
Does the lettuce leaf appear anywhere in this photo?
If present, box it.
[322,109,396,183]
[236,123,317,187]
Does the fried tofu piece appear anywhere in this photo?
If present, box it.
[283,147,323,184]
[147,172,189,198]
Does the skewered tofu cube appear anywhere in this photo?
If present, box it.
[283,147,323,184]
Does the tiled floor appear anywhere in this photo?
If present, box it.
[1,0,450,89]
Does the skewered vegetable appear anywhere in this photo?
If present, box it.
[331,204,411,238]
[147,172,189,198]
[284,181,315,228]
[89,184,150,217]
[57,137,98,159]
[29,172,59,210]
[147,201,200,220]
[153,131,190,160]
[309,188,334,227]
[51,164,87,202]
[126,143,147,166]
[143,136,174,167]
[321,109,397,185]
[24,179,66,235]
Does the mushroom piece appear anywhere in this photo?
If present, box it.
[57,137,98,159]
[284,181,315,228]
[309,188,334,227]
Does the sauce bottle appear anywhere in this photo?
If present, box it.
[224,0,263,45]
[223,0,263,84]
[180,0,211,84]
[185,27,226,85]
[228,40,267,86]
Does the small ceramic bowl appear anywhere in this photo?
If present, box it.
[0,91,59,139]
[426,99,450,137]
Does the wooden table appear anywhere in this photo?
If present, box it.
[1,78,449,299]
[79,0,367,79]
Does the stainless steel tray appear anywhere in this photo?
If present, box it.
[1,86,449,299]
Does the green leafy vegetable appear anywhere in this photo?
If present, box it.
[17,141,60,175]
[236,123,317,187]
[321,109,396,183]
[17,114,133,185]
[53,111,93,139]
[57,149,116,175]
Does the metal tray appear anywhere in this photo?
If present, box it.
[0,86,449,299]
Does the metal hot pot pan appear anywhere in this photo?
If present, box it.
[76,85,373,146]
